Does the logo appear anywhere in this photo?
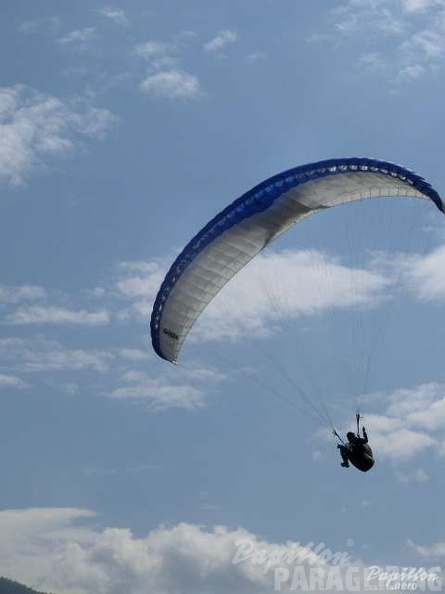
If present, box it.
[231,539,442,591]
[163,327,179,340]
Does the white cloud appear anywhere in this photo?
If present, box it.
[0,374,28,389]
[56,382,80,395]
[370,422,436,460]
[396,467,429,482]
[17,16,60,35]
[24,349,113,373]
[89,287,106,299]
[400,246,445,302]
[140,70,202,99]
[349,245,445,303]
[0,85,116,186]
[118,348,147,362]
[332,1,405,36]
[402,29,445,58]
[58,27,96,51]
[357,52,387,74]
[134,43,178,73]
[114,259,169,320]
[402,0,445,11]
[0,508,96,591]
[395,28,445,83]
[0,509,363,594]
[110,377,196,410]
[0,285,46,303]
[114,248,390,338]
[357,382,445,463]
[96,7,128,25]
[193,249,391,343]
[396,63,426,81]
[174,30,197,45]
[0,338,113,373]
[118,243,445,343]
[116,260,167,299]
[134,35,202,99]
[204,30,238,52]
[6,305,109,326]
[108,364,223,411]
[408,539,445,559]
[134,40,173,61]
[326,0,445,83]
[407,398,445,431]
[384,382,443,418]
[245,51,267,64]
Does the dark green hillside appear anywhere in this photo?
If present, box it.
[0,577,52,594]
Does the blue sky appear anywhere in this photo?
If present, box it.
[1,1,445,593]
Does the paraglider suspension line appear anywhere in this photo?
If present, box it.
[332,428,345,445]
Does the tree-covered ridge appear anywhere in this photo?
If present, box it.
[0,577,51,594]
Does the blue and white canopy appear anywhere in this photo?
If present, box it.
[151,157,443,363]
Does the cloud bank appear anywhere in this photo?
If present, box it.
[0,508,367,594]
[0,85,116,186]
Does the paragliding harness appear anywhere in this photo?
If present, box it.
[333,414,375,472]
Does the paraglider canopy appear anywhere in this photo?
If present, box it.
[151,157,443,363]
